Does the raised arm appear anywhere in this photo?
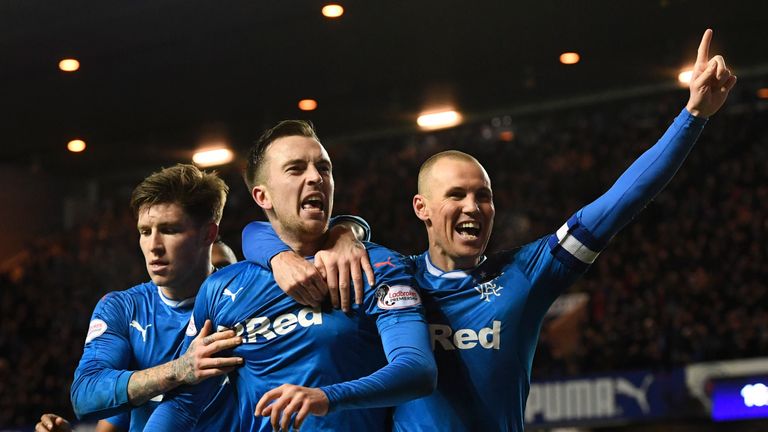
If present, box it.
[551,30,736,268]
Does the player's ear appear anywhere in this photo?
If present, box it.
[252,185,273,211]
[413,194,430,222]
[202,222,218,246]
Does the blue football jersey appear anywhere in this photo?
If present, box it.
[146,243,434,432]
[102,412,129,430]
[71,282,238,432]
[393,108,708,431]
[393,235,585,431]
[237,109,706,432]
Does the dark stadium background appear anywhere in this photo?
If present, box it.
[1,1,767,431]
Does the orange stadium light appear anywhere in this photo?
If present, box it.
[499,130,515,142]
[757,88,768,99]
[559,52,580,65]
[678,69,693,85]
[322,4,344,18]
[193,147,234,167]
[298,99,318,111]
[67,139,86,153]
[417,110,463,130]
[59,58,80,72]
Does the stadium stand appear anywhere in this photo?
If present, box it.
[1,83,767,429]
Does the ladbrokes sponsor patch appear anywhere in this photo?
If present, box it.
[375,284,421,310]
[85,319,107,344]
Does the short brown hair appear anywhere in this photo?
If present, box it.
[245,120,319,191]
[130,164,229,225]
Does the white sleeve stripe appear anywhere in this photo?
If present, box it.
[556,221,600,264]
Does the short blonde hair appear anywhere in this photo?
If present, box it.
[417,150,482,196]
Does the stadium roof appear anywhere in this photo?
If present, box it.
[2,0,766,175]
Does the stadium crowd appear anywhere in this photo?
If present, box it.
[2,86,767,427]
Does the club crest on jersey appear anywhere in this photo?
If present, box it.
[186,315,197,337]
[85,319,107,344]
[375,284,421,310]
[474,278,503,302]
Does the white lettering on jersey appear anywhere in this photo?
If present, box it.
[376,284,421,310]
[223,287,244,302]
[185,315,197,337]
[150,394,164,402]
[130,321,152,342]
[85,319,108,344]
[234,307,322,342]
[429,320,501,350]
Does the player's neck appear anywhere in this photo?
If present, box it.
[428,247,481,272]
[272,222,327,257]
[159,263,213,300]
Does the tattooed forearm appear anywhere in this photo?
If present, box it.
[125,325,240,405]
[126,360,183,406]
[171,354,198,385]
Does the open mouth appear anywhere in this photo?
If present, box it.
[301,195,325,212]
[455,221,481,240]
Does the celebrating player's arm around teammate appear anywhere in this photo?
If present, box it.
[70,165,242,432]
[240,29,735,432]
[144,121,436,432]
[243,214,376,312]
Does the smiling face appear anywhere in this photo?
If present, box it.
[137,202,214,297]
[414,154,495,271]
[251,135,334,254]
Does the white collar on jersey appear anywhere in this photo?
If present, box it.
[424,253,487,279]
[156,286,196,308]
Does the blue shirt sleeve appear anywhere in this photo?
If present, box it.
[102,412,130,430]
[320,248,437,411]
[70,293,136,420]
[142,280,223,431]
[241,221,291,268]
[548,108,707,271]
[329,215,372,242]
[242,215,372,268]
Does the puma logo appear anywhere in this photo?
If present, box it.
[223,287,244,302]
[130,321,152,343]
[374,257,395,268]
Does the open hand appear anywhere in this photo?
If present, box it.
[174,319,243,385]
[255,384,329,431]
[314,224,375,312]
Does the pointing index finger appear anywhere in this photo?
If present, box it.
[696,29,712,68]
